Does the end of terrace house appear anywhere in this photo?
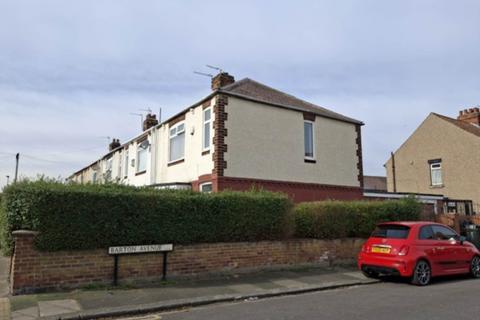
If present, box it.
[69,72,364,203]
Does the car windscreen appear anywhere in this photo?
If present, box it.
[371,225,410,239]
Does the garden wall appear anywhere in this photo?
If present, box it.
[10,230,364,295]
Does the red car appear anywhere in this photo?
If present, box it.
[358,221,480,285]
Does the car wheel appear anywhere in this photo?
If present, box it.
[411,260,431,286]
[470,256,480,278]
[362,270,380,279]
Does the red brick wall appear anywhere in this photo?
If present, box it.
[217,176,363,203]
[11,231,364,295]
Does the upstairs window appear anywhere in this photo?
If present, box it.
[169,122,185,162]
[304,121,315,160]
[203,108,212,151]
[136,140,149,173]
[429,160,442,186]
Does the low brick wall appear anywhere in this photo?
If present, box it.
[10,230,364,295]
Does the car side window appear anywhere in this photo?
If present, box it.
[419,226,434,240]
[431,225,457,241]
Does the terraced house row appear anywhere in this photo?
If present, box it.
[69,72,364,203]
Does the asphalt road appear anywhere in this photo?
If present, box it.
[123,277,480,320]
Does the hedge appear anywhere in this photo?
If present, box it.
[0,181,293,253]
[294,198,422,239]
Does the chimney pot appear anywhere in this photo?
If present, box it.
[109,138,121,151]
[143,113,159,131]
[211,72,235,91]
[457,106,480,126]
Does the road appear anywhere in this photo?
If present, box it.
[120,277,480,320]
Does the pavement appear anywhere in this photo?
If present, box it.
[0,260,377,320]
[145,275,480,320]
[1,255,11,320]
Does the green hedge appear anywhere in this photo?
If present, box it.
[294,198,422,239]
[0,181,293,253]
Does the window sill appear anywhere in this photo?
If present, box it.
[304,159,316,164]
[430,184,444,189]
[135,170,146,176]
[168,158,185,167]
[202,150,210,156]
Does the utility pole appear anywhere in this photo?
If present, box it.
[14,153,19,183]
[5,175,9,186]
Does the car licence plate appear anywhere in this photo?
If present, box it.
[371,246,391,254]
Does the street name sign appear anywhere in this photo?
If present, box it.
[108,244,173,255]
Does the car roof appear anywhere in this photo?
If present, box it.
[377,221,442,227]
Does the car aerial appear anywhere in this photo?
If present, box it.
[358,221,480,286]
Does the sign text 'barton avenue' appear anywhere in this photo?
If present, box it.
[108,244,173,255]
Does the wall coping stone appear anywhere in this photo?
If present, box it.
[12,230,39,236]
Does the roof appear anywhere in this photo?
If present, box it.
[219,78,363,125]
[432,113,480,138]
[70,77,362,177]
[377,221,442,227]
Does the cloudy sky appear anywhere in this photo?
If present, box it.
[1,0,479,188]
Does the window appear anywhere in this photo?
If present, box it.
[371,225,410,239]
[92,171,97,183]
[124,151,129,178]
[136,140,149,173]
[429,160,442,186]
[203,108,212,151]
[419,226,434,240]
[431,225,458,241]
[105,157,113,181]
[304,121,314,159]
[200,182,213,193]
[169,122,185,162]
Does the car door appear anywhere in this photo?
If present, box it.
[430,225,462,273]
[417,225,445,275]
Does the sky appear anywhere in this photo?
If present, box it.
[1,0,479,188]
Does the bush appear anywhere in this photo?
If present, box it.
[294,198,422,239]
[0,181,293,253]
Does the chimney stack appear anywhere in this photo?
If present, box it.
[109,138,121,151]
[457,107,480,126]
[143,113,159,131]
[211,72,235,91]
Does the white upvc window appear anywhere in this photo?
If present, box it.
[169,122,185,162]
[124,150,129,178]
[304,121,315,160]
[203,108,212,151]
[136,140,149,173]
[200,182,213,193]
[430,162,443,186]
[105,157,113,181]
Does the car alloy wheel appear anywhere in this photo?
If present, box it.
[412,260,431,286]
[471,256,480,278]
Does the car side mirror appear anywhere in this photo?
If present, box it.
[459,236,467,245]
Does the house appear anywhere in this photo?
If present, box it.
[70,72,364,203]
[363,175,387,192]
[385,109,480,214]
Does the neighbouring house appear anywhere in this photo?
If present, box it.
[363,175,387,191]
[69,72,364,203]
[385,109,480,214]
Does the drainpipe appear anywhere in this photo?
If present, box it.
[391,151,397,193]
[150,127,157,186]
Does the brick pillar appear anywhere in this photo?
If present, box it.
[10,230,39,295]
